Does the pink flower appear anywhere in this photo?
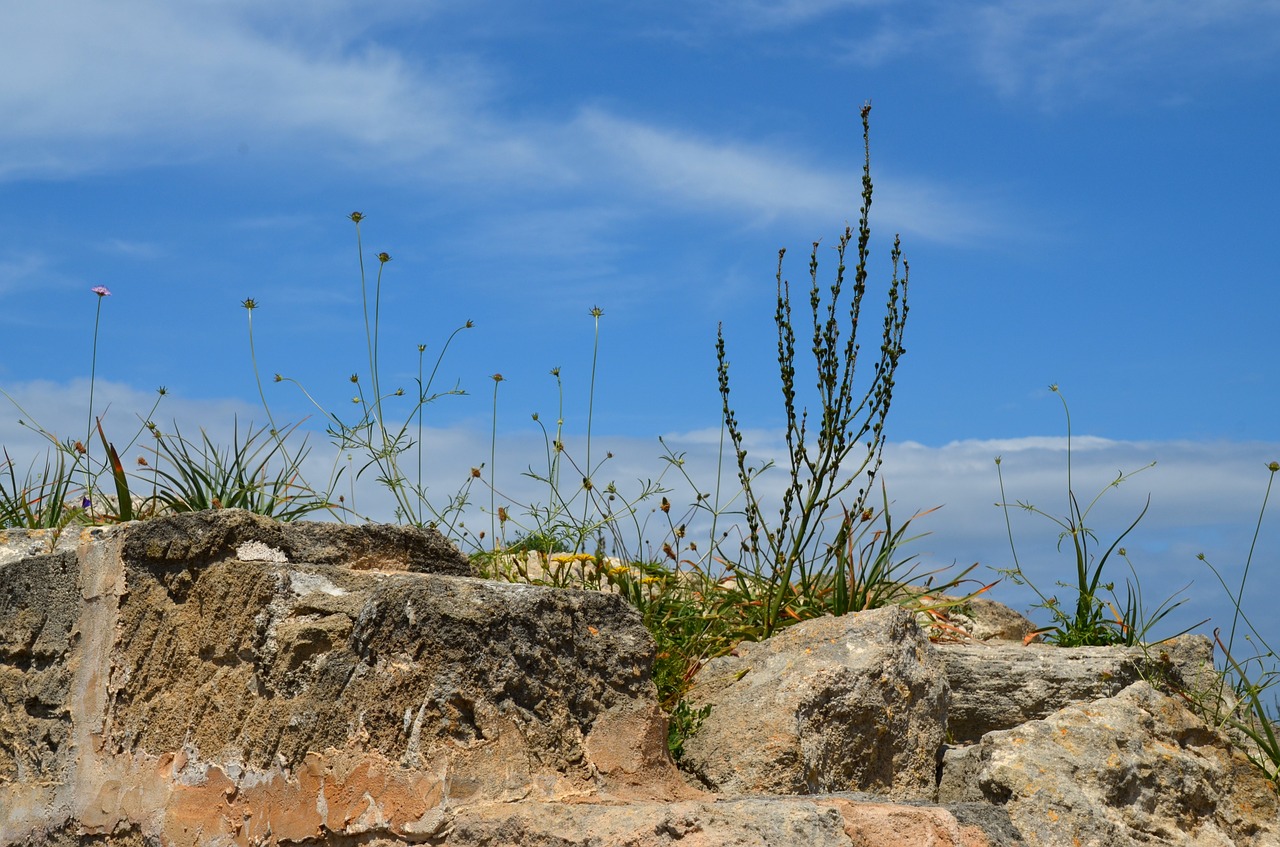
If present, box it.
[91,285,111,297]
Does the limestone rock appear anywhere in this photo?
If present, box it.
[938,634,1217,743]
[910,591,1038,643]
[680,606,948,800]
[938,681,1280,846]
[0,510,687,847]
[119,508,474,574]
[438,796,1007,846]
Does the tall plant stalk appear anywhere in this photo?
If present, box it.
[716,102,910,638]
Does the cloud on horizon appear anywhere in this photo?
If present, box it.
[4,376,1276,647]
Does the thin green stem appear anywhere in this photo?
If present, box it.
[490,373,503,550]
[583,307,603,533]
[241,301,279,439]
[84,290,108,514]
[1226,464,1279,659]
[417,343,426,517]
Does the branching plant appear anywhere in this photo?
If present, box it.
[713,102,913,638]
[257,212,474,528]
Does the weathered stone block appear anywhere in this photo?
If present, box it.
[0,510,686,847]
[938,681,1280,846]
[937,634,1217,743]
[681,606,949,800]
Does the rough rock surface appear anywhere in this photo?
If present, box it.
[4,510,1278,846]
[680,607,948,800]
[938,634,1217,743]
[433,796,1004,847]
[1,512,687,846]
[939,681,1280,846]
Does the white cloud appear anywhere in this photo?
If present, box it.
[0,1,495,179]
[97,239,163,260]
[707,0,892,29]
[0,2,999,243]
[4,376,1278,647]
[834,0,1280,105]
[0,253,50,298]
[573,109,1003,243]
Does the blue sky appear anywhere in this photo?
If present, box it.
[3,1,1280,652]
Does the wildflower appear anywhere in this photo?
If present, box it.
[1270,461,1280,473]
[73,441,87,455]
[377,252,391,263]
[241,298,257,310]
[82,497,91,509]
[860,507,874,522]
[660,497,670,513]
[492,373,504,382]
[418,344,426,353]
[92,285,111,297]
[471,467,482,478]
[349,212,364,223]
[273,374,283,382]
[497,506,508,523]
[465,320,474,328]
[136,456,148,466]
[589,305,604,318]
[394,388,404,396]
[156,386,167,396]
[550,367,560,377]
[350,374,359,383]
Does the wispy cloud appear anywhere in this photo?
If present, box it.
[679,0,1280,106]
[0,2,1002,243]
[826,0,1280,105]
[960,0,1280,103]
[0,253,48,297]
[97,239,163,260]
[705,0,892,29]
[0,1,494,179]
[573,109,1003,243]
